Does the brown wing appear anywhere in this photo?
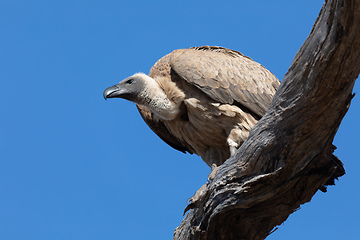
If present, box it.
[169,46,280,117]
[136,105,194,154]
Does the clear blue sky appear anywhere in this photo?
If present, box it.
[1,1,359,239]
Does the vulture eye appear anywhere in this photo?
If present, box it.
[125,79,134,84]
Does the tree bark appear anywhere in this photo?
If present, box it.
[173,0,360,239]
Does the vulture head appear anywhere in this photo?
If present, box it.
[103,73,147,102]
[103,73,184,121]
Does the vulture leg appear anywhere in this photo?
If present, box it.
[204,148,224,181]
[227,126,248,156]
[204,147,224,167]
[229,145,238,157]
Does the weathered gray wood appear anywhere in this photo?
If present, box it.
[173,0,360,239]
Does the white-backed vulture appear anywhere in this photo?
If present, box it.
[103,46,280,169]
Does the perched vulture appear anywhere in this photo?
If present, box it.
[104,46,280,169]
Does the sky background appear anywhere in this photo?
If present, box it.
[1,1,359,239]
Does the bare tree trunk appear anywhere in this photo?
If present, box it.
[173,0,360,239]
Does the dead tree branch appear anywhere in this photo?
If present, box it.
[174,0,360,239]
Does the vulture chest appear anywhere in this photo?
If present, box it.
[163,98,258,166]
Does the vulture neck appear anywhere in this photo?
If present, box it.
[138,77,183,121]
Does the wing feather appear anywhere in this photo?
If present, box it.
[136,105,194,154]
[170,46,280,117]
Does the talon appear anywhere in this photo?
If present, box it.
[207,163,220,182]
[183,182,209,215]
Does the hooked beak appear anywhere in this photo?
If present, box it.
[103,84,121,100]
